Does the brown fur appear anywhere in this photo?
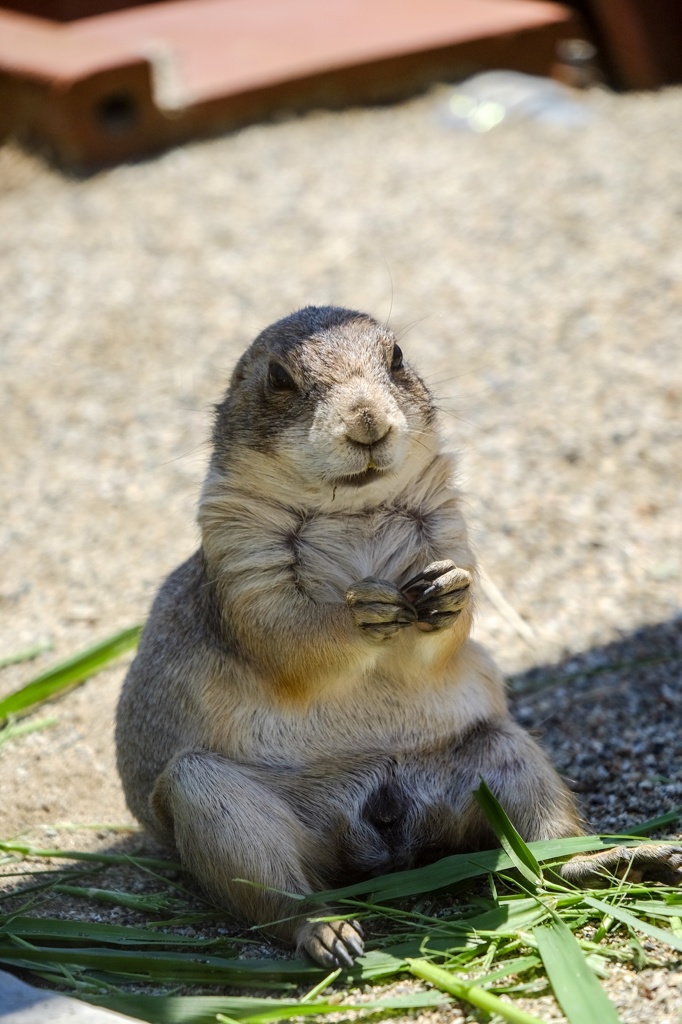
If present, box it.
[116,306,680,968]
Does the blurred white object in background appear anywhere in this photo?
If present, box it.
[443,70,595,132]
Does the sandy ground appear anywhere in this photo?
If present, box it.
[1,81,681,1020]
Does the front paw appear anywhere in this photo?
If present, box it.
[296,918,364,968]
[402,560,471,632]
[346,578,417,641]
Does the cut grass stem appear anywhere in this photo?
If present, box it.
[407,958,548,1024]
[0,841,182,871]
[0,643,52,670]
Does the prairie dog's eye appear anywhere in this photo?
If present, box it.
[390,344,403,372]
[268,362,297,391]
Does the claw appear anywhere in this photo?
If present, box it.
[416,610,461,631]
[402,560,456,591]
[343,930,365,958]
[415,586,470,615]
[330,938,355,968]
[306,938,342,969]
[404,563,471,623]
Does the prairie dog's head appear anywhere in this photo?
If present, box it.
[208,306,438,508]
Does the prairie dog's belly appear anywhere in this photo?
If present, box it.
[208,645,502,765]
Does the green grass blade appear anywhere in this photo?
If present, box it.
[308,836,620,904]
[349,949,407,980]
[240,992,448,1023]
[0,716,58,749]
[0,841,182,871]
[455,897,550,934]
[619,809,682,835]
[474,955,541,986]
[0,916,219,947]
[0,943,406,989]
[378,934,473,961]
[238,992,448,1023]
[299,967,341,1001]
[585,896,682,952]
[0,626,142,722]
[81,991,447,1024]
[627,900,682,919]
[533,917,622,1024]
[52,884,187,914]
[0,943,323,986]
[472,780,542,885]
[0,643,52,670]
[407,958,549,1024]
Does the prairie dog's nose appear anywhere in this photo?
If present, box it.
[345,406,391,446]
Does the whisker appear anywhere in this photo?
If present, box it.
[432,405,477,429]
[158,439,212,467]
[405,427,440,457]
[395,313,439,340]
[379,251,394,331]
[423,367,488,385]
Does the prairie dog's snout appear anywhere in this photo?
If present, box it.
[312,373,409,481]
[342,391,394,447]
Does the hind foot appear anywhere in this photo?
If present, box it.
[561,843,682,887]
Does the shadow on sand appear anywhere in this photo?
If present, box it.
[509,616,682,835]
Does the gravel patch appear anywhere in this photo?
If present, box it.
[1,81,681,1019]
[513,617,682,834]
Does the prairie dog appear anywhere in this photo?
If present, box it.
[116,306,682,967]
